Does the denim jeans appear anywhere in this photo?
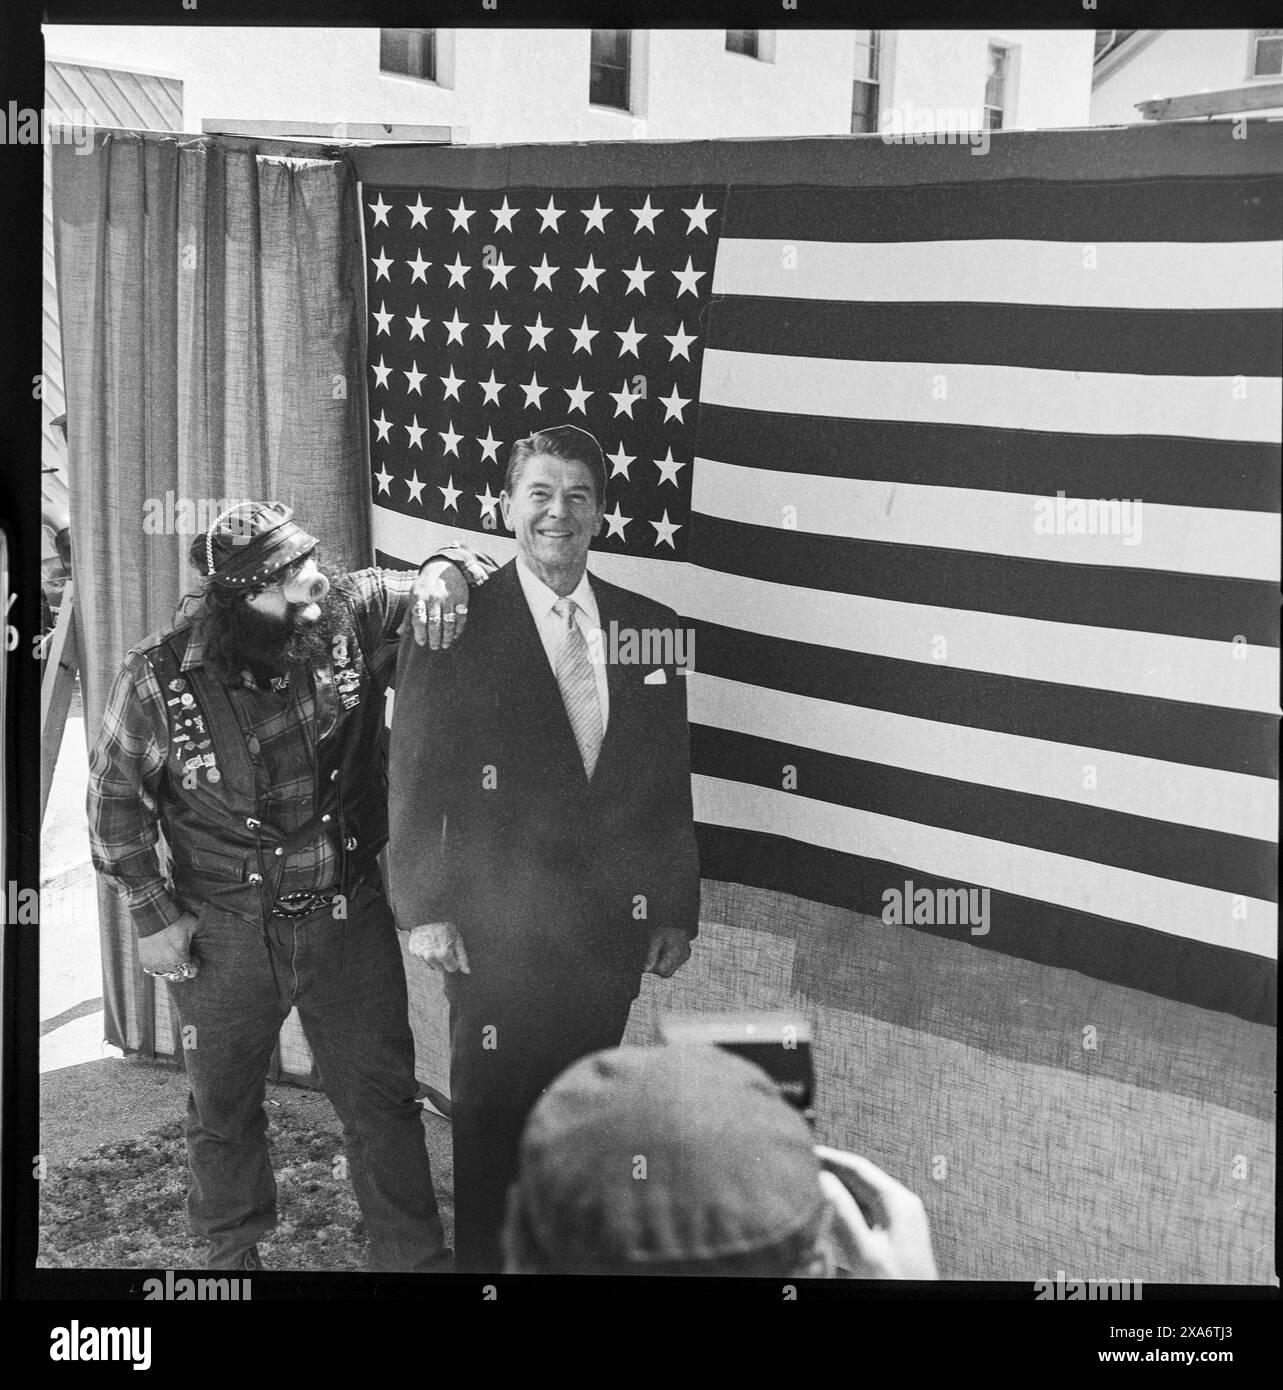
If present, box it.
[170,876,444,1270]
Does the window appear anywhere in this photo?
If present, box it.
[984,44,1009,130]
[851,31,881,134]
[380,29,437,82]
[727,30,759,59]
[590,30,631,110]
[1252,29,1283,77]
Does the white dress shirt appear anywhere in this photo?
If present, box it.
[515,557,609,732]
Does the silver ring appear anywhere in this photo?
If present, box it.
[455,605,469,616]
[414,599,427,617]
[443,613,456,623]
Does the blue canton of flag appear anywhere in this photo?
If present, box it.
[362,185,723,561]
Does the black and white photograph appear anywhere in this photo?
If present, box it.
[0,0,1278,1350]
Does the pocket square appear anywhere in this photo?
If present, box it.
[643,668,667,685]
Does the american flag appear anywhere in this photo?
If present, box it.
[363,183,721,561]
[361,133,1279,1282]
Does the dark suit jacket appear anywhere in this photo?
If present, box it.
[387,559,700,1002]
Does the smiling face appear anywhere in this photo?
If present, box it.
[501,451,604,595]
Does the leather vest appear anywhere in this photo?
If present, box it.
[145,584,387,925]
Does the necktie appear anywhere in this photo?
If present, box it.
[552,597,603,778]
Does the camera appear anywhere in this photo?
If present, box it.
[660,1010,814,1123]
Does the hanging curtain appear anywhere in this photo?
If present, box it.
[51,130,370,1077]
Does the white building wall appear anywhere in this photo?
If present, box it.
[887,29,1095,131]
[1090,30,1283,124]
[42,26,855,142]
[45,25,1095,143]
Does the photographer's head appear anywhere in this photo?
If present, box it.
[501,1045,838,1277]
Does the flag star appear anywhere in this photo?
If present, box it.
[483,311,510,348]
[368,193,391,226]
[476,428,503,463]
[372,301,394,335]
[374,464,393,495]
[370,247,393,281]
[405,470,426,504]
[405,305,429,340]
[407,249,432,284]
[615,318,647,358]
[609,380,642,418]
[581,196,613,233]
[448,198,475,232]
[478,369,505,406]
[445,253,471,288]
[521,372,548,409]
[443,309,469,346]
[622,256,653,296]
[569,315,599,354]
[403,361,426,395]
[536,196,565,232]
[630,196,663,233]
[659,384,691,422]
[607,443,635,479]
[405,416,427,450]
[651,510,682,548]
[440,365,465,401]
[439,476,462,512]
[602,502,631,541]
[530,254,559,291]
[486,253,515,289]
[653,448,687,487]
[373,411,393,443]
[564,377,594,415]
[406,195,432,228]
[370,355,392,389]
[476,483,501,520]
[682,194,717,233]
[575,254,605,292]
[672,256,706,298]
[491,197,519,232]
[664,321,698,361]
[439,421,463,456]
[524,313,552,351]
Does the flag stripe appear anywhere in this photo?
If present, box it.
[692,726,1276,901]
[690,514,1278,650]
[695,828,1277,1026]
[376,555,1276,781]
[692,457,1280,582]
[698,406,1282,513]
[689,673,1277,842]
[723,178,1283,245]
[708,294,1282,376]
[688,621,1277,780]
[701,348,1283,444]
[711,241,1283,316]
[692,776,1277,959]
[375,511,1281,712]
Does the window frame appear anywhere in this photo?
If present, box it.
[379,28,438,85]
[589,29,632,113]
[983,41,1011,132]
[1249,28,1283,79]
[851,30,882,134]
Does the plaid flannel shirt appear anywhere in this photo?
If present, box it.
[88,549,495,937]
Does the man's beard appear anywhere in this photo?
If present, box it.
[209,586,343,680]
